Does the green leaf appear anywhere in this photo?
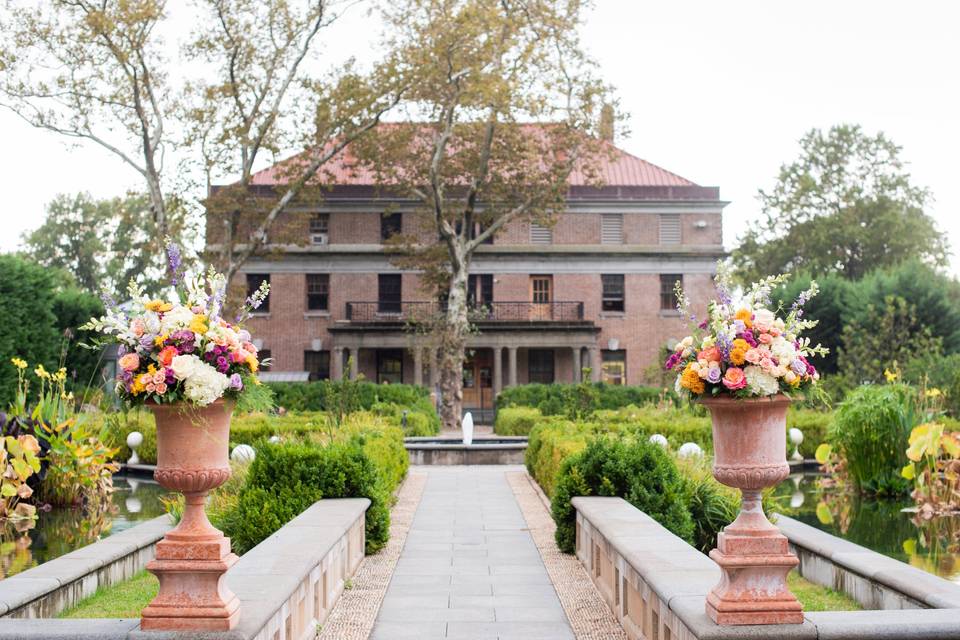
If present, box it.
[1,483,17,498]
[815,501,834,525]
[901,463,916,480]
[814,443,832,465]
[903,538,918,555]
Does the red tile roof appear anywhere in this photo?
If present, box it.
[249,128,696,188]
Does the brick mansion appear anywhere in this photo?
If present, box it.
[208,136,725,415]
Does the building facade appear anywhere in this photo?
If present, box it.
[209,139,725,414]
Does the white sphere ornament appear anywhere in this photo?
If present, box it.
[790,491,805,509]
[677,442,704,459]
[789,428,804,461]
[648,434,669,448]
[125,497,142,514]
[231,444,256,463]
[268,435,281,444]
[126,431,144,465]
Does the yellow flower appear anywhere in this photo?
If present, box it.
[189,314,209,336]
[734,308,753,329]
[884,368,899,383]
[680,363,705,395]
[925,387,943,398]
[34,364,49,379]
[729,338,749,366]
[246,355,259,373]
[10,358,27,370]
[53,368,67,382]
[145,300,173,313]
[154,334,169,347]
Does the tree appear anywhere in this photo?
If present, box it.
[0,256,60,405]
[0,0,175,236]
[773,272,855,375]
[838,295,942,386]
[186,0,405,284]
[52,288,106,390]
[733,125,949,283]
[353,0,614,429]
[21,192,193,299]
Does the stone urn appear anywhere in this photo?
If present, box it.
[140,399,240,631]
[699,394,803,626]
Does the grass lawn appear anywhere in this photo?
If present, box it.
[789,570,861,611]
[58,570,158,619]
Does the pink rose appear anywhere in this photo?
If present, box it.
[130,318,145,337]
[760,357,775,371]
[723,367,747,390]
[119,353,140,372]
[744,348,763,365]
[758,333,774,345]
[155,382,168,394]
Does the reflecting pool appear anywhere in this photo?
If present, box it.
[775,473,960,585]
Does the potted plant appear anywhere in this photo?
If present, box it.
[665,264,827,625]
[82,246,270,631]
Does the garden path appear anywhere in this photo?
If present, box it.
[370,466,575,640]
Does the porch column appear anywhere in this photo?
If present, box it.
[493,347,503,397]
[589,346,602,382]
[349,348,359,380]
[331,347,344,380]
[413,347,423,386]
[507,346,518,387]
[429,347,439,389]
[570,347,581,383]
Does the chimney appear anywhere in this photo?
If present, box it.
[599,104,615,142]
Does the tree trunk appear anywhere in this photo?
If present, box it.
[438,262,470,432]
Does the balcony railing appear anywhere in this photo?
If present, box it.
[345,301,585,324]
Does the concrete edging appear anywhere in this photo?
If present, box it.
[0,498,370,640]
[0,515,172,619]
[572,496,960,640]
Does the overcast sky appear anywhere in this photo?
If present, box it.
[1,0,957,275]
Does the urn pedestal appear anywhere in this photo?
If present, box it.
[141,400,240,631]
[700,394,803,626]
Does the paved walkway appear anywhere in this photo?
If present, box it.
[370,466,574,640]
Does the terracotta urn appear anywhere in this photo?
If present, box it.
[140,399,240,631]
[699,394,803,626]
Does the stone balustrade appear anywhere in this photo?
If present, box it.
[572,496,960,640]
[0,498,369,640]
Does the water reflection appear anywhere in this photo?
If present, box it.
[775,473,960,585]
[0,475,169,579]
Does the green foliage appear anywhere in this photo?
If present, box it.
[903,353,960,417]
[733,124,949,283]
[51,288,105,391]
[551,436,693,553]
[0,256,60,405]
[677,457,740,554]
[38,418,119,507]
[494,406,543,436]
[0,435,42,521]
[525,417,589,498]
[58,570,158,619]
[773,273,854,375]
[787,408,832,458]
[839,295,942,385]
[594,405,713,451]
[829,384,915,495]
[217,439,391,555]
[496,383,662,416]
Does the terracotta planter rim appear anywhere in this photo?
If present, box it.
[146,398,234,414]
[698,393,792,408]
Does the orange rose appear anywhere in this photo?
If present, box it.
[158,346,178,367]
[119,353,140,372]
[698,346,721,363]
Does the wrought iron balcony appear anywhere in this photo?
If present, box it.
[344,301,586,324]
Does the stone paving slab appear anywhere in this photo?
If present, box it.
[370,466,574,640]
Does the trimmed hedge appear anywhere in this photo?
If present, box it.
[496,383,662,418]
[551,436,694,553]
[494,407,543,436]
[98,406,431,465]
[267,381,432,412]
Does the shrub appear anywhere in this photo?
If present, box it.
[495,407,543,436]
[829,384,915,495]
[496,382,662,416]
[551,436,693,553]
[677,457,739,554]
[267,381,431,412]
[217,439,390,555]
[787,408,832,458]
[904,353,960,418]
[595,405,713,452]
[525,418,589,498]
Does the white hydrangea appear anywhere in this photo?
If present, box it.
[770,336,798,363]
[171,354,202,381]
[160,305,194,333]
[183,361,230,406]
[744,365,780,396]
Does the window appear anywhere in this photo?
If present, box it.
[527,349,555,383]
[378,274,402,313]
[530,222,552,244]
[601,214,623,244]
[468,274,493,307]
[381,212,402,242]
[306,274,329,311]
[258,349,272,371]
[602,351,626,385]
[660,274,683,311]
[530,276,552,304]
[601,274,625,312]
[246,273,270,313]
[377,349,403,384]
[309,213,329,234]
[659,214,681,244]
[304,351,330,381]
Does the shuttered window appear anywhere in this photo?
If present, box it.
[659,214,681,244]
[530,223,552,244]
[601,214,623,244]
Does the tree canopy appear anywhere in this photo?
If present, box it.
[734,124,950,283]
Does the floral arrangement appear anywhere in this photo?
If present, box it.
[82,246,270,407]
[665,264,828,399]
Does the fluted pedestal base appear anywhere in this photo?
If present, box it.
[706,527,802,625]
